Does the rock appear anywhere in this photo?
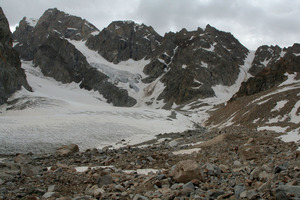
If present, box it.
[133,194,149,200]
[250,167,262,180]
[246,190,258,200]
[0,172,13,180]
[274,165,287,173]
[234,184,245,199]
[207,190,225,199]
[98,174,113,187]
[14,154,31,164]
[233,160,243,168]
[258,171,270,181]
[219,164,230,173]
[168,140,179,148]
[56,144,79,156]
[20,164,41,177]
[169,160,203,183]
[13,8,99,60]
[72,196,92,200]
[275,185,300,198]
[240,191,247,198]
[258,180,271,192]
[85,184,104,197]
[86,21,162,64]
[42,192,60,199]
[48,185,59,192]
[182,181,195,193]
[205,163,221,176]
[115,184,126,192]
[0,8,31,105]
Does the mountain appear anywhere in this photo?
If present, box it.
[13,8,136,107]
[2,7,300,143]
[10,8,247,108]
[0,7,31,105]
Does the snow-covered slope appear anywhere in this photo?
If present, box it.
[205,72,300,145]
[0,61,194,154]
[68,39,167,108]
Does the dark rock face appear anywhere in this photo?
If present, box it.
[33,34,136,107]
[86,21,163,64]
[13,7,299,108]
[86,21,249,107]
[34,33,91,84]
[13,8,99,60]
[249,45,283,76]
[232,43,300,100]
[151,25,249,107]
[0,8,31,105]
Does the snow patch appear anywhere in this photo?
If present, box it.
[289,100,300,124]
[182,64,188,69]
[279,128,300,150]
[271,100,288,112]
[279,73,298,86]
[172,148,201,155]
[67,27,78,31]
[0,61,194,154]
[200,61,208,68]
[257,126,289,133]
[25,18,38,27]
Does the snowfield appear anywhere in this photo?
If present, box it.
[0,61,194,155]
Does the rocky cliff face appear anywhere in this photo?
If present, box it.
[12,8,135,107]
[154,25,249,107]
[0,8,31,105]
[86,21,163,64]
[86,21,249,108]
[249,45,284,76]
[232,43,300,100]
[11,8,300,109]
[13,8,99,60]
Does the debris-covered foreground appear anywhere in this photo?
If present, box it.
[0,126,299,200]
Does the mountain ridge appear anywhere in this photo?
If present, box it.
[1,7,299,137]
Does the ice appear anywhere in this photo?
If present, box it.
[0,61,193,155]
[67,39,169,108]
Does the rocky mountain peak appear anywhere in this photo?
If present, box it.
[0,8,31,105]
[249,45,284,76]
[13,8,99,60]
[36,8,99,40]
[86,20,163,64]
[0,8,12,47]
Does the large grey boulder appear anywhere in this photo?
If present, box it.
[169,160,203,183]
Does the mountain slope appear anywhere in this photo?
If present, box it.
[0,60,194,154]
[11,8,253,109]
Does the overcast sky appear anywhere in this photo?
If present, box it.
[2,0,300,50]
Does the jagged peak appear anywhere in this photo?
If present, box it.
[106,20,157,34]
[22,17,38,27]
